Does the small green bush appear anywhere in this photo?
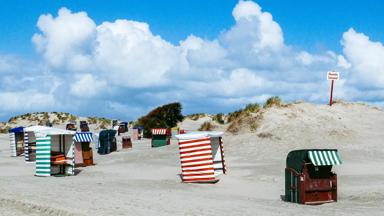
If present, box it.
[69,115,77,122]
[244,103,260,113]
[0,126,11,133]
[87,117,98,124]
[137,102,184,138]
[8,117,17,123]
[42,112,49,120]
[212,113,225,124]
[187,113,205,121]
[264,96,282,109]
[99,122,108,129]
[227,109,243,123]
[51,119,60,125]
[198,121,214,131]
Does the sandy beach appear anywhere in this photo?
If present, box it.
[1,102,384,216]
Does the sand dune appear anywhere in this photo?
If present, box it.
[0,102,383,215]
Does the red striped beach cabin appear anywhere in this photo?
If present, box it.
[175,131,226,183]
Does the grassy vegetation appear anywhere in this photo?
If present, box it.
[245,103,260,113]
[99,118,112,126]
[226,102,265,134]
[263,96,282,109]
[87,117,98,124]
[69,114,77,122]
[137,102,184,138]
[227,112,263,134]
[186,113,206,121]
[257,132,273,138]
[43,112,49,120]
[57,113,69,122]
[98,121,109,129]
[1,112,117,133]
[227,103,260,123]
[226,118,242,133]
[1,97,285,134]
[0,126,11,133]
[198,121,214,131]
[212,113,225,124]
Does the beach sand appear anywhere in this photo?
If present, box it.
[0,102,383,215]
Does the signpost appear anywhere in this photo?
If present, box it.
[327,71,339,106]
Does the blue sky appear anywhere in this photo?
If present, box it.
[0,0,383,121]
[1,0,384,55]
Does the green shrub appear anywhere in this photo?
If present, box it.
[99,118,112,126]
[137,102,184,138]
[99,122,108,129]
[227,109,244,123]
[42,112,49,120]
[258,132,273,138]
[264,96,282,108]
[8,117,17,124]
[0,126,11,133]
[244,103,260,113]
[226,118,242,134]
[187,113,205,121]
[212,113,225,124]
[51,119,60,125]
[198,121,214,131]
[87,117,98,124]
[69,115,77,122]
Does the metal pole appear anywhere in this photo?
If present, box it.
[329,80,334,106]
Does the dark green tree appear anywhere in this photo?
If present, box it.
[137,102,184,138]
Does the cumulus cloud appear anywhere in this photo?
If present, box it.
[70,74,107,97]
[32,7,96,71]
[0,91,56,111]
[94,19,180,87]
[0,1,382,121]
[231,0,284,51]
[342,28,384,88]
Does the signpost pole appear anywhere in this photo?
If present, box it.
[329,80,334,106]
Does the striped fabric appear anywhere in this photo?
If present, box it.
[74,132,93,142]
[178,138,216,183]
[9,132,16,157]
[152,128,168,135]
[24,131,29,161]
[35,136,51,177]
[308,150,342,166]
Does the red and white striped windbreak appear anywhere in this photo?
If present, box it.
[176,132,226,183]
[151,128,168,135]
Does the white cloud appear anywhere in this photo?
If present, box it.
[337,55,351,69]
[0,91,55,111]
[94,19,180,87]
[229,0,284,52]
[32,7,96,71]
[342,28,384,88]
[195,68,266,97]
[181,36,228,67]
[70,73,107,97]
[0,1,377,121]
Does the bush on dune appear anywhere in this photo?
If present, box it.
[212,113,225,124]
[186,113,206,121]
[198,121,214,131]
[137,102,184,138]
[263,96,282,109]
